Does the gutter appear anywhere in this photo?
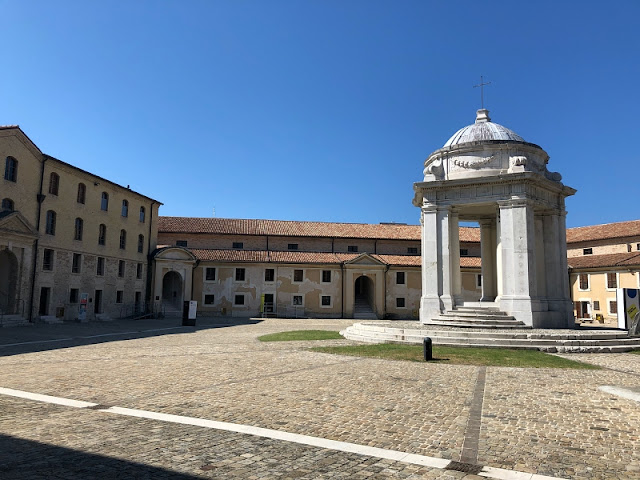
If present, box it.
[28,155,48,322]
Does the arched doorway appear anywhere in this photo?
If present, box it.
[0,249,18,314]
[162,271,183,309]
[354,275,376,319]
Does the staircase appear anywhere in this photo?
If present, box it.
[353,297,377,319]
[426,304,528,329]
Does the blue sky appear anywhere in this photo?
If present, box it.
[3,1,638,228]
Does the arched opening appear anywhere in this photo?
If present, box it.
[0,249,19,315]
[354,275,375,319]
[162,271,183,309]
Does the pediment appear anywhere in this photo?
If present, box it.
[344,253,386,266]
[0,211,39,238]
[154,246,198,262]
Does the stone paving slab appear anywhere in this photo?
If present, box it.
[1,317,640,478]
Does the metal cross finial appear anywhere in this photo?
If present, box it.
[473,76,491,109]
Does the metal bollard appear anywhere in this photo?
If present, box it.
[423,337,432,361]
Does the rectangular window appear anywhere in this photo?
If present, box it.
[235,268,245,281]
[72,253,82,273]
[118,260,125,277]
[233,242,243,249]
[204,294,215,305]
[265,268,275,282]
[69,288,79,304]
[293,269,303,282]
[609,300,618,315]
[321,295,331,306]
[477,274,482,288]
[637,243,640,251]
[347,245,358,253]
[288,243,299,250]
[593,300,600,311]
[322,270,331,283]
[607,272,617,289]
[42,249,54,271]
[116,290,124,304]
[396,297,406,308]
[292,295,303,306]
[205,267,216,281]
[579,273,589,290]
[460,249,468,256]
[234,294,245,305]
[136,263,143,279]
[583,248,593,255]
[396,272,405,285]
[407,247,418,254]
[96,257,105,276]
[176,240,188,247]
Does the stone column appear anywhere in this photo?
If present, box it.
[450,210,463,307]
[497,199,537,326]
[479,219,497,301]
[535,215,548,305]
[556,210,575,327]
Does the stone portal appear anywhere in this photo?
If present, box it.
[413,109,576,328]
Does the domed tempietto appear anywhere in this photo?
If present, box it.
[413,109,576,328]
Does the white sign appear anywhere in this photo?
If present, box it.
[616,288,640,334]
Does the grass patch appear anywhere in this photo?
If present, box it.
[258,330,343,342]
[310,343,600,369]
[630,350,640,355]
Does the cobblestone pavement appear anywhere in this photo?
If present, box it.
[1,317,639,479]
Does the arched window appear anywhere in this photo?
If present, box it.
[98,224,106,245]
[74,218,83,241]
[138,234,144,253]
[49,172,60,195]
[101,192,109,211]
[77,183,86,204]
[4,156,17,182]
[121,199,129,217]
[45,210,56,235]
[139,206,146,223]
[119,229,127,250]
[1,198,14,211]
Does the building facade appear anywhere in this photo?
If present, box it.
[0,126,161,325]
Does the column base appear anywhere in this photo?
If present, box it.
[420,295,442,324]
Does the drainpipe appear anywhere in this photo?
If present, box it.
[28,155,48,322]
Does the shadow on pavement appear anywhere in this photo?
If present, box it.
[0,433,206,479]
[0,317,263,357]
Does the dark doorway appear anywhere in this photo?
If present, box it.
[94,289,103,314]
[574,301,590,319]
[162,271,183,308]
[354,275,376,319]
[0,249,18,314]
[38,287,50,316]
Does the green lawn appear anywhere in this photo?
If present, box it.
[258,330,344,342]
[630,350,640,355]
[310,343,600,369]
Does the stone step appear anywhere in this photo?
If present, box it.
[0,315,29,327]
[426,319,527,328]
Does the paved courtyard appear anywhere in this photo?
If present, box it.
[0,317,639,479]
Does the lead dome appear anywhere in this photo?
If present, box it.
[443,109,524,147]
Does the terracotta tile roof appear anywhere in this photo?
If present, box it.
[568,252,640,269]
[566,220,640,244]
[159,217,481,242]
[461,256,482,268]
[374,254,422,267]
[189,249,269,262]
[269,251,347,264]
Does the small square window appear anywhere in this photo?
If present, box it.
[265,268,275,282]
[322,270,331,283]
[204,294,215,305]
[176,240,188,247]
[396,272,405,285]
[347,245,358,253]
[69,288,79,304]
[42,249,54,271]
[293,269,303,282]
[407,247,418,254]
[321,295,331,306]
[460,249,468,256]
[593,300,600,311]
[396,297,406,308]
[136,263,143,279]
[205,267,216,281]
[116,290,124,304]
[583,248,593,255]
[72,253,82,274]
[97,257,105,276]
[288,243,299,250]
[292,295,303,306]
[234,294,245,306]
[637,243,640,251]
[118,260,125,277]
[235,268,246,281]
[233,242,243,249]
